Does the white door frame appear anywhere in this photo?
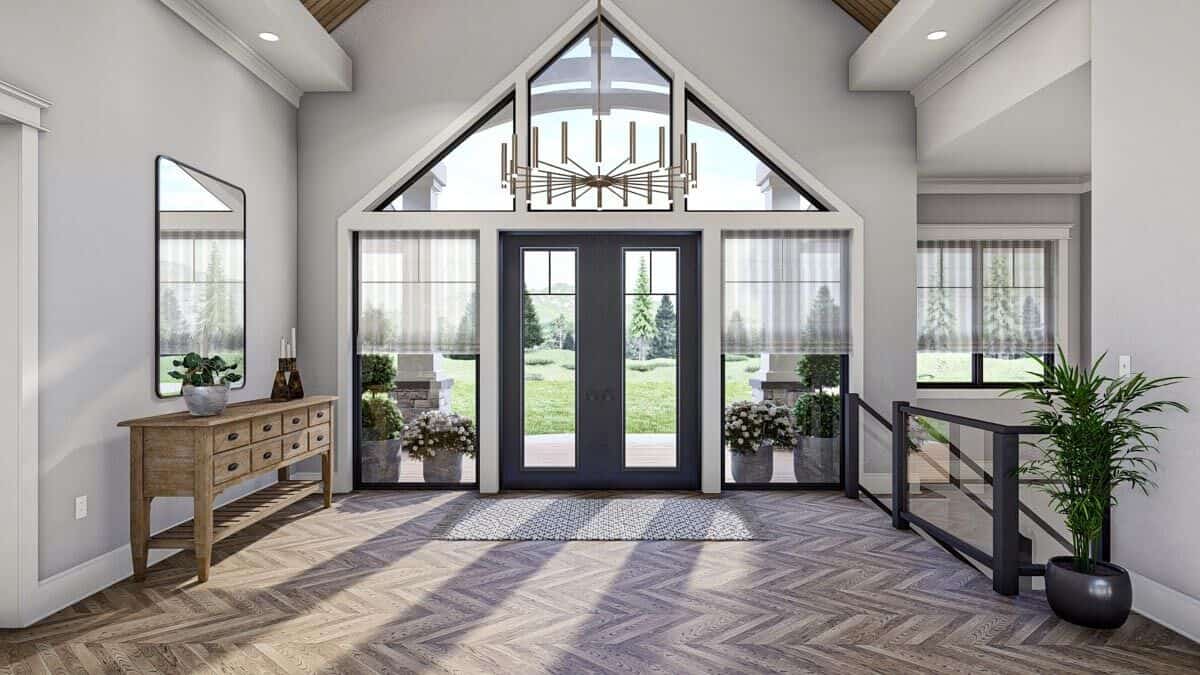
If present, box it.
[0,79,49,628]
[332,0,866,495]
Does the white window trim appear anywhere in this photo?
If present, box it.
[916,223,1071,399]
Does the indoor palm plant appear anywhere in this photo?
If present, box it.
[1006,348,1187,628]
[359,392,404,483]
[724,400,796,483]
[402,410,477,483]
[168,352,242,416]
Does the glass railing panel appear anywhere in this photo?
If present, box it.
[905,416,994,558]
[1016,432,1071,567]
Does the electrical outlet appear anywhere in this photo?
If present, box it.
[1119,355,1131,377]
[75,495,87,520]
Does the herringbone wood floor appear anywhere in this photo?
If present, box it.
[3,491,1197,673]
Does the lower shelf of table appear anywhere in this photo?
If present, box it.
[148,480,324,550]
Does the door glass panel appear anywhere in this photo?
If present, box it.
[624,249,677,468]
[523,249,577,468]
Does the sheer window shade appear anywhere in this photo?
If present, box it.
[357,231,479,354]
[917,240,1055,355]
[722,230,851,354]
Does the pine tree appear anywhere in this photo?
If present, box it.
[799,285,842,389]
[160,286,186,353]
[549,314,569,349]
[522,283,543,349]
[1021,294,1042,349]
[562,331,575,351]
[627,258,657,360]
[984,255,1018,354]
[725,310,750,350]
[359,305,396,352]
[455,289,478,352]
[650,295,677,358]
[919,278,957,352]
[199,245,231,355]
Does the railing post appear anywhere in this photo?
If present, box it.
[992,432,1020,595]
[843,393,860,499]
[891,401,910,530]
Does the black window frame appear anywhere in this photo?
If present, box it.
[916,240,1056,389]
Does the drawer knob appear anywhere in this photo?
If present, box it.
[227,462,239,471]
[263,424,273,432]
[227,432,239,442]
[262,451,273,460]
[316,435,325,442]
[316,411,325,418]
[292,417,301,424]
[291,442,301,450]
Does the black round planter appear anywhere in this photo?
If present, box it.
[1044,555,1132,629]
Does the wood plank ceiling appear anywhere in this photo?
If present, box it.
[303,1,896,34]
[302,0,370,32]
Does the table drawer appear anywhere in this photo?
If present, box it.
[309,423,331,450]
[282,430,308,459]
[213,448,251,486]
[251,413,282,442]
[250,438,283,471]
[214,421,251,453]
[308,403,331,427]
[283,409,307,434]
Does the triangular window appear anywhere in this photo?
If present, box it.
[685,93,825,211]
[377,95,515,211]
[529,19,671,210]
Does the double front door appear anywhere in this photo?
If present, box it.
[501,233,699,489]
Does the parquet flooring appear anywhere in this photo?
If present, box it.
[2,490,1196,673]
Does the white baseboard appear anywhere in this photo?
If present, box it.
[1130,571,1200,643]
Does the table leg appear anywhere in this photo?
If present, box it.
[321,449,333,508]
[194,430,215,583]
[129,428,148,581]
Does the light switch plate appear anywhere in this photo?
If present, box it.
[75,495,87,520]
[1118,355,1131,377]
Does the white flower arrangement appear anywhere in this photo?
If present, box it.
[723,400,796,455]
[402,410,478,460]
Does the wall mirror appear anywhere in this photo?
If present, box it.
[155,156,246,397]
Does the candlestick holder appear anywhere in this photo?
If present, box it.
[270,358,291,401]
[287,357,305,400]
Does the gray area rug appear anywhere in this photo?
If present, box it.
[434,495,760,541]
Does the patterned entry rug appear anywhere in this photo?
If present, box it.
[434,494,761,541]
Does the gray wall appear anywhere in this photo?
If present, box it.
[1092,1,1200,602]
[0,0,298,577]
[298,0,917,476]
[915,193,1087,424]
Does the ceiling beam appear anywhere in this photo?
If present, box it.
[302,0,370,32]
[830,0,897,32]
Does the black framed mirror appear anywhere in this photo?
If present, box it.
[155,156,246,397]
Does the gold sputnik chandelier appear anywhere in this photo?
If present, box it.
[500,0,697,208]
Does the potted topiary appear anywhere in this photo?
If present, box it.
[793,390,840,482]
[724,400,796,483]
[403,410,477,483]
[360,353,396,393]
[168,352,242,416]
[1007,348,1187,629]
[359,392,404,483]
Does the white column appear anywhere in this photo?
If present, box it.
[478,228,500,493]
[701,231,722,493]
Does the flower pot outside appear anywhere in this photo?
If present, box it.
[1045,555,1133,629]
[421,448,464,483]
[360,438,403,483]
[795,435,839,483]
[182,384,229,417]
[730,442,774,483]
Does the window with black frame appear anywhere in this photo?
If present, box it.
[917,240,1055,387]
[722,230,850,487]
[355,231,479,487]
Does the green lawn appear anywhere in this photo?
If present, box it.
[917,353,1043,384]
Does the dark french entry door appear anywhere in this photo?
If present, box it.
[501,232,699,490]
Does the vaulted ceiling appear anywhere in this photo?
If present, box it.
[302,1,896,34]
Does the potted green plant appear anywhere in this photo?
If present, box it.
[793,390,840,482]
[360,353,396,392]
[403,410,477,483]
[168,352,242,416]
[724,400,796,483]
[359,392,405,483]
[1007,348,1187,629]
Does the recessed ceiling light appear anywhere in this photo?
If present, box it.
[258,32,280,42]
[926,30,948,41]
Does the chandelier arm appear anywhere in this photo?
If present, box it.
[528,163,590,180]
[567,157,596,177]
[609,159,663,179]
[605,157,629,175]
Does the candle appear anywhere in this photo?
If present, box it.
[280,338,286,359]
[291,327,297,359]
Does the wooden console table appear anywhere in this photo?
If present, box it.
[118,395,337,582]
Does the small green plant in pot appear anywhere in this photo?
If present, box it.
[360,353,396,393]
[359,392,404,483]
[403,411,477,483]
[1006,348,1187,629]
[168,352,242,416]
[724,401,796,483]
[793,391,840,483]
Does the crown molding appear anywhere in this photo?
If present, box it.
[919,176,1091,195]
[0,80,52,131]
[159,0,303,107]
[918,223,1073,240]
[912,0,1058,105]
